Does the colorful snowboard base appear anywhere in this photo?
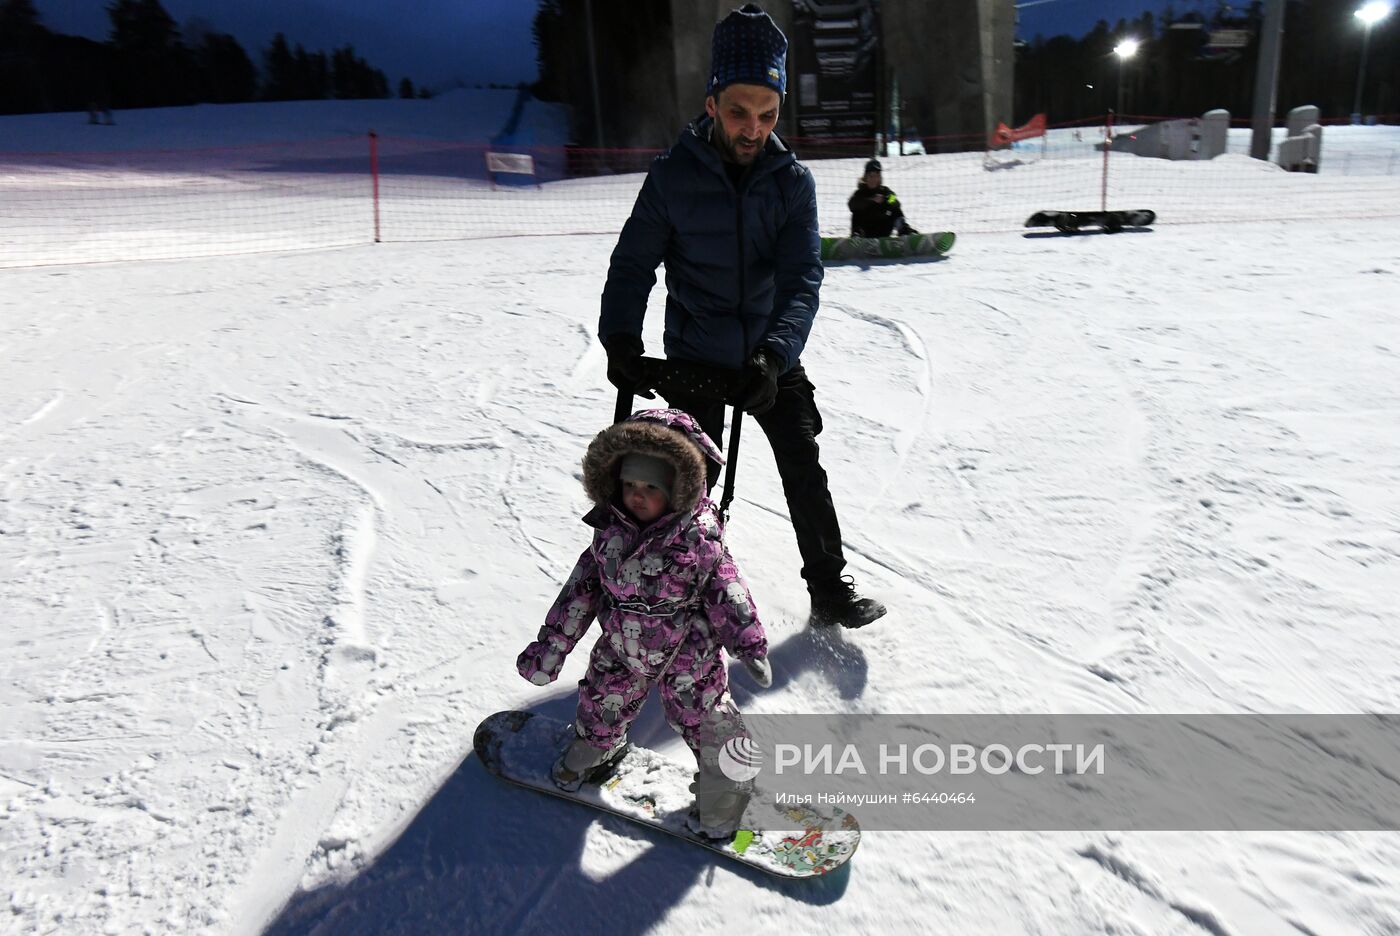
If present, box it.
[820,231,956,262]
[473,710,860,879]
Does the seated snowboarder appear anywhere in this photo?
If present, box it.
[848,158,917,237]
[517,408,772,838]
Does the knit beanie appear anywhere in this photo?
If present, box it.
[619,453,675,501]
[707,4,788,99]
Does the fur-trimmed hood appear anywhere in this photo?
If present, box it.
[582,409,724,516]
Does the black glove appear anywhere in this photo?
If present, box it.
[738,347,782,416]
[604,334,654,399]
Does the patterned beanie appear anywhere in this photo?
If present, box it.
[707,4,788,99]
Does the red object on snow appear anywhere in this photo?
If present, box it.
[991,113,1047,146]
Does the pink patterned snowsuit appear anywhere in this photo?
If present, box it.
[517,409,766,770]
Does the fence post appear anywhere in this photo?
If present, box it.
[368,130,381,244]
[1102,111,1114,212]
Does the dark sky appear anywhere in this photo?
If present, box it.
[32,1,1202,90]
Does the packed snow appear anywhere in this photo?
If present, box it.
[2,96,1399,935]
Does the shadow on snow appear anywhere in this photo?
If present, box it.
[263,625,862,936]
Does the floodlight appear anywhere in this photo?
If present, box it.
[1355,2,1392,26]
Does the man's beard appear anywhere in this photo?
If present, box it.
[714,120,764,165]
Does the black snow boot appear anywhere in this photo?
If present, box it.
[808,575,886,629]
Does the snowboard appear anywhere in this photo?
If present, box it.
[473,710,860,879]
[821,231,956,262]
[1025,210,1156,233]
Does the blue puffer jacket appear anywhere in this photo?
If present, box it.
[598,117,823,373]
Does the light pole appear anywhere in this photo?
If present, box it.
[1114,39,1140,116]
[1353,2,1393,122]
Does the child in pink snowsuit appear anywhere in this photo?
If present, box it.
[517,408,771,834]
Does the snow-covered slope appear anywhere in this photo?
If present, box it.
[1,102,1399,935]
[0,88,566,153]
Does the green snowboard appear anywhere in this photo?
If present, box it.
[821,231,956,262]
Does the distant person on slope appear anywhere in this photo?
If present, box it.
[848,159,917,237]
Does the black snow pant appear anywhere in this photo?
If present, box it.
[663,362,846,587]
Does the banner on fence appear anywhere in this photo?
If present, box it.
[486,151,538,190]
[790,0,882,140]
[486,152,536,176]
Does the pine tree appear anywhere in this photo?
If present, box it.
[0,0,41,39]
[106,0,191,107]
[0,0,48,113]
[194,32,255,103]
[293,43,315,99]
[262,32,296,100]
[310,50,329,99]
[331,45,354,99]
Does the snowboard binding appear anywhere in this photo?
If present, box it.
[551,733,631,793]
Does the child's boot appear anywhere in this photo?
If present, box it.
[551,732,629,793]
[685,769,752,840]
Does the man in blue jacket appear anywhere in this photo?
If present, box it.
[598,4,885,629]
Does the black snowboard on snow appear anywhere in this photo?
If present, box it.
[1026,210,1156,233]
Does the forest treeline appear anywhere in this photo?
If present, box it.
[0,0,425,115]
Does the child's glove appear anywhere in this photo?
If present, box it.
[742,655,773,689]
[517,639,565,686]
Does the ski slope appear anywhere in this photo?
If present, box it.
[2,100,1399,935]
